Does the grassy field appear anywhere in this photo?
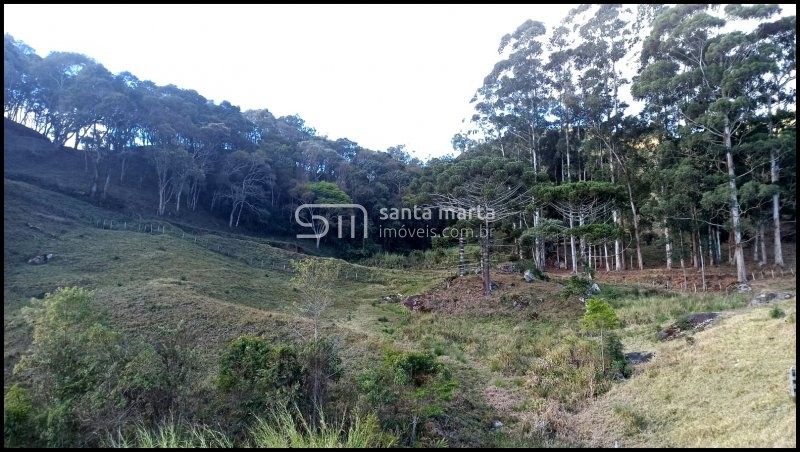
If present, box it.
[4,171,797,447]
[570,295,796,447]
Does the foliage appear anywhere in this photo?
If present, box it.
[249,407,396,448]
[582,298,621,334]
[4,384,35,448]
[218,335,303,414]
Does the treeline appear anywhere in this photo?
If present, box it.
[3,4,797,283]
[409,4,796,285]
[4,32,427,255]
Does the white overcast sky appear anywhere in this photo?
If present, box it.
[4,4,796,160]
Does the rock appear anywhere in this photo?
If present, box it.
[733,283,752,293]
[658,312,720,340]
[748,292,793,307]
[523,269,535,282]
[382,293,403,303]
[657,324,680,340]
[27,253,54,265]
[625,351,654,364]
[491,420,503,429]
[513,298,530,308]
[589,282,601,294]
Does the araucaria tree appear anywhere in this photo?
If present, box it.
[433,157,530,295]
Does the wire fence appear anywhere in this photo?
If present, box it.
[88,216,393,283]
[87,216,796,290]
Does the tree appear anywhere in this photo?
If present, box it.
[633,4,786,284]
[219,150,273,228]
[290,258,342,424]
[581,298,621,373]
[293,181,353,248]
[433,157,529,295]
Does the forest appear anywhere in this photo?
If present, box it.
[4,4,796,282]
[3,4,797,448]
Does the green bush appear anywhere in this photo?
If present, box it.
[769,306,786,319]
[4,384,35,447]
[562,275,592,299]
[602,332,632,379]
[218,335,303,414]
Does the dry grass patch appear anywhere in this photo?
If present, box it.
[570,297,796,447]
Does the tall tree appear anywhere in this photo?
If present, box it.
[633,4,784,284]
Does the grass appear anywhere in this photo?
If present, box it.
[570,297,797,447]
[108,408,396,448]
[5,169,798,448]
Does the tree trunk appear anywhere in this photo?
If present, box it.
[627,183,644,270]
[120,155,127,183]
[664,221,672,270]
[613,210,622,271]
[459,236,466,277]
[235,203,244,227]
[569,208,578,274]
[228,202,237,228]
[759,223,767,267]
[768,97,784,267]
[101,173,110,200]
[724,119,748,284]
[482,216,491,295]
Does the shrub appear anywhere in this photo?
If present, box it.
[218,335,303,414]
[4,385,35,447]
[769,306,786,319]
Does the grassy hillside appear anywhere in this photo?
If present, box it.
[571,294,796,447]
[4,155,797,447]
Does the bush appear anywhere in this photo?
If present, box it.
[218,335,303,414]
[4,385,35,447]
[602,332,632,379]
[769,306,786,319]
[562,275,592,299]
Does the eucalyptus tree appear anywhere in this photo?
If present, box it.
[471,19,552,267]
[633,4,787,284]
[220,150,274,228]
[754,13,796,266]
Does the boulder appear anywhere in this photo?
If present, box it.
[27,253,54,265]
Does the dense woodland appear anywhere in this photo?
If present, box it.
[4,4,796,286]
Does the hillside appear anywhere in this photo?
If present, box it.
[5,167,796,447]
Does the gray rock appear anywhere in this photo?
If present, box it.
[589,282,601,294]
[27,253,54,265]
[491,420,503,429]
[625,351,654,364]
[523,269,535,282]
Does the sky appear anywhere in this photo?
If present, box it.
[3,4,578,160]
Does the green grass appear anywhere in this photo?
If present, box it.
[5,173,797,448]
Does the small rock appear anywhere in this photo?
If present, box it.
[491,420,503,429]
[523,269,535,282]
[589,282,601,294]
[625,351,654,364]
[27,253,54,265]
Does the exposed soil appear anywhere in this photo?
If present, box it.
[400,272,583,321]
